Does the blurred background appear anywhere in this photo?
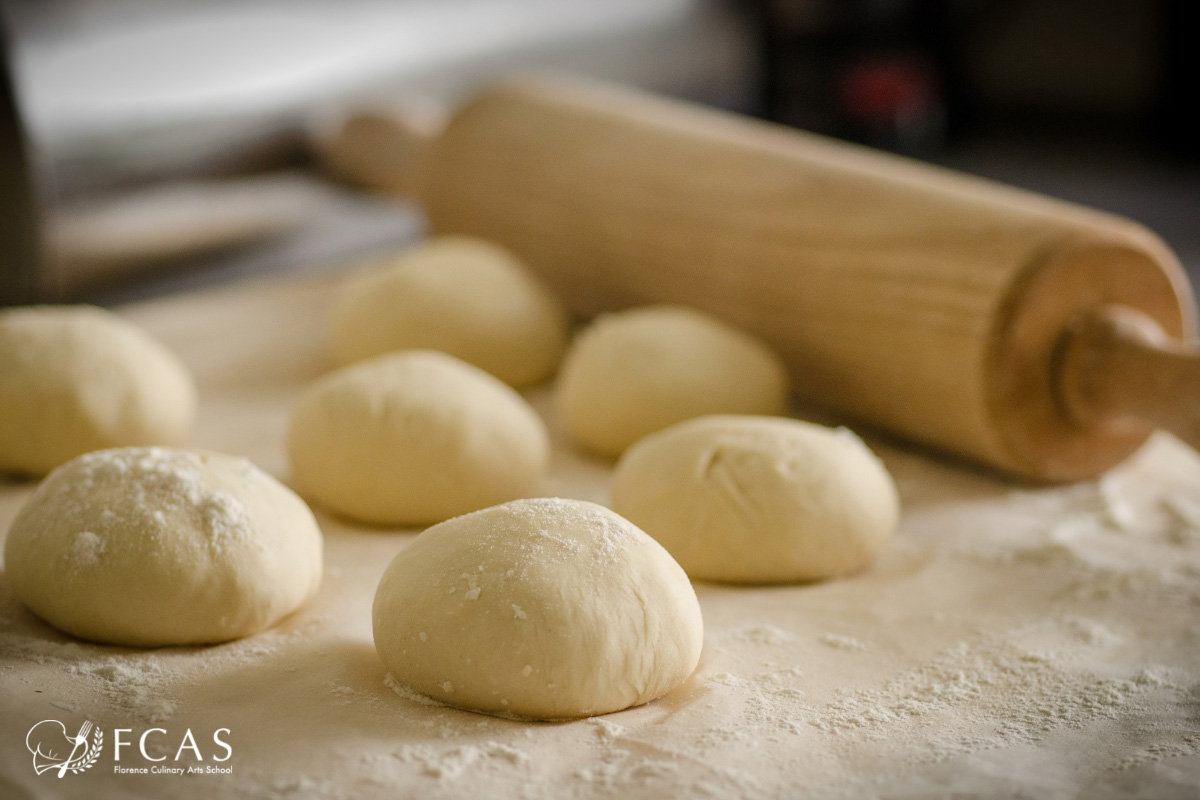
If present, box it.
[1,0,1196,306]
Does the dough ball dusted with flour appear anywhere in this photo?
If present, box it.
[328,236,569,387]
[373,498,703,719]
[3,447,323,647]
[0,306,195,477]
[556,306,789,457]
[612,416,898,583]
[287,350,549,526]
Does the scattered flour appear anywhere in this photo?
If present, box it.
[384,674,445,708]
[0,581,327,725]
[1068,565,1199,602]
[575,733,762,798]
[819,634,867,652]
[805,631,1177,761]
[1112,734,1200,771]
[1096,477,1138,532]
[390,741,530,780]
[3,383,1200,799]
[70,531,105,567]
[719,624,797,647]
[589,718,624,742]
[1162,494,1200,545]
[1063,616,1123,647]
[42,448,259,569]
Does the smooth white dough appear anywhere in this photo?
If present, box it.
[556,306,789,457]
[611,416,899,583]
[3,447,323,647]
[0,306,196,477]
[287,350,549,526]
[372,498,703,720]
[328,236,569,387]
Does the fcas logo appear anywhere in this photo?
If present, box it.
[26,719,103,777]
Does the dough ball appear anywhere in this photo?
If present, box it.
[372,498,703,719]
[0,306,195,477]
[611,416,898,583]
[3,447,323,647]
[556,306,788,457]
[328,236,569,387]
[287,350,549,526]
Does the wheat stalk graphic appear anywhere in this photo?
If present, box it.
[65,727,102,774]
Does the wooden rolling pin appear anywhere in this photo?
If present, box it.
[316,75,1199,482]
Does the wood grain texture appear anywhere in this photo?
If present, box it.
[414,76,1194,481]
[1059,304,1200,454]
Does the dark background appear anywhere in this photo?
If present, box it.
[754,0,1199,284]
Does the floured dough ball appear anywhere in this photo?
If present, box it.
[287,350,549,526]
[373,498,702,719]
[328,236,569,387]
[556,306,788,457]
[0,306,195,477]
[3,447,323,647]
[611,416,898,583]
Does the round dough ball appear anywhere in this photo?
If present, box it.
[556,306,788,457]
[373,498,703,719]
[611,416,898,583]
[287,350,549,526]
[0,306,196,477]
[328,236,569,387]
[3,447,323,647]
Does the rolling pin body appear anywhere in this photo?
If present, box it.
[342,77,1197,481]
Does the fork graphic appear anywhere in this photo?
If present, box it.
[56,721,91,778]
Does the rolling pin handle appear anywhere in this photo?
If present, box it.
[309,98,446,198]
[1059,305,1200,452]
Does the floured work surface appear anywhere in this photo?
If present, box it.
[2,272,1199,799]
